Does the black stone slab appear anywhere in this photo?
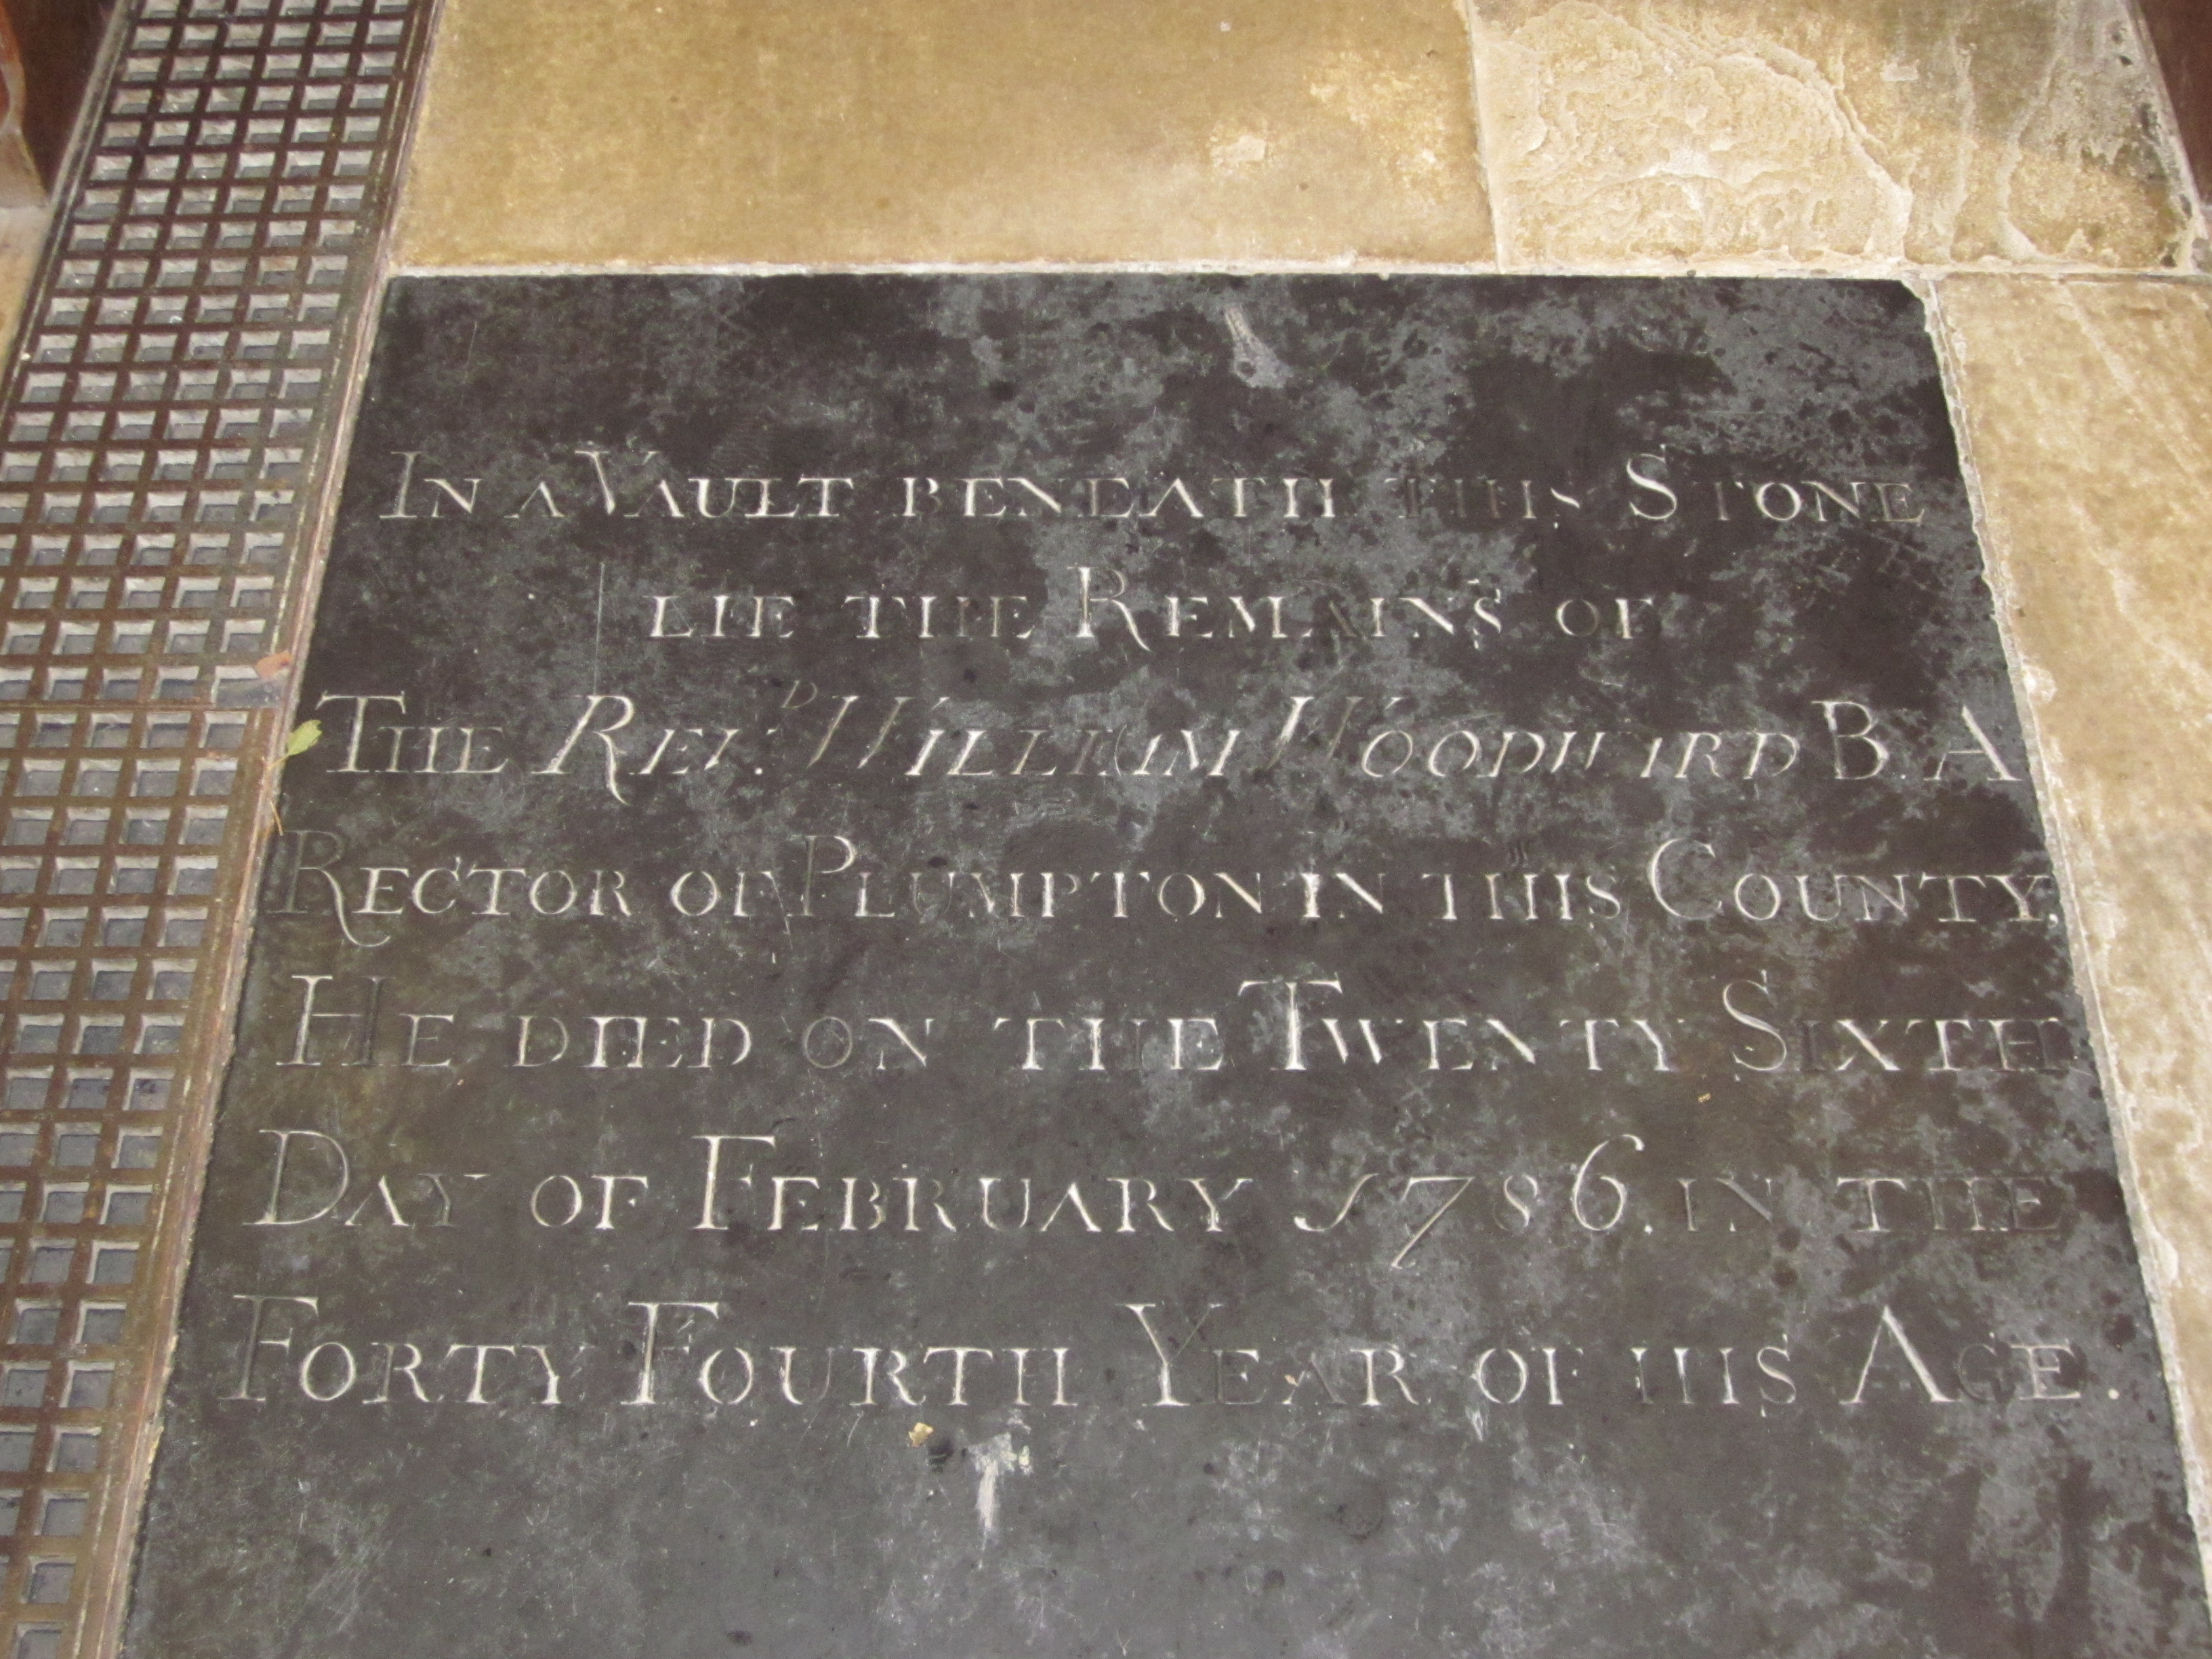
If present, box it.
[124,276,2210,1658]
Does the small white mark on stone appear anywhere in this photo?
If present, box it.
[973,1432,1030,1542]
[1222,304,1291,388]
[1209,130,1271,176]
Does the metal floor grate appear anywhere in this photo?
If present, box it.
[0,2,436,1654]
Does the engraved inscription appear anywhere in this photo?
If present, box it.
[121,278,2209,1659]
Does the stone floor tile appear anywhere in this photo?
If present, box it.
[397,0,1492,268]
[1936,272,2212,1525]
[1472,0,2194,270]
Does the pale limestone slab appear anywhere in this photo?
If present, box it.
[0,205,46,350]
[1471,0,2195,270]
[1936,272,2212,1542]
[395,0,1492,268]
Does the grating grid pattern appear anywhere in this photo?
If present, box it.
[0,3,436,1656]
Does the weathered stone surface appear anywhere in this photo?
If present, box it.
[121,275,2207,1657]
[1470,0,2194,269]
[396,0,1490,267]
[1936,270,2212,1544]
